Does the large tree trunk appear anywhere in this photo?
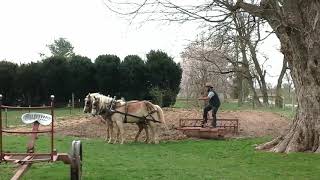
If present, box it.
[257,78,320,152]
[237,74,244,106]
[239,0,320,152]
[275,58,287,108]
[234,37,245,106]
[234,12,269,106]
[239,42,262,107]
[248,41,269,106]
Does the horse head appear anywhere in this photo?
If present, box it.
[83,93,92,113]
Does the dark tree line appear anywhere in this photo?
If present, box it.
[0,50,182,107]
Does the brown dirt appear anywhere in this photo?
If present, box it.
[51,108,290,142]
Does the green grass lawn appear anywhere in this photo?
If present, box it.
[0,101,306,179]
[1,136,320,180]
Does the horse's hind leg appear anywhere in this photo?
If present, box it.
[148,123,155,144]
[149,122,159,144]
[144,124,149,143]
[135,123,144,142]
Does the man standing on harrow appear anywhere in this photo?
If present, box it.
[198,82,221,128]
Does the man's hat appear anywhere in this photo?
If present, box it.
[205,82,213,87]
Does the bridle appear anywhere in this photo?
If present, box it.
[84,96,92,113]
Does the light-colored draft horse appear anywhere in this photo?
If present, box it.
[83,93,149,143]
[91,94,167,144]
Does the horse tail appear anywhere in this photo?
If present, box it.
[154,104,168,130]
[144,101,168,130]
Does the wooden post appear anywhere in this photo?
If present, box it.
[0,94,3,158]
[69,100,72,115]
[50,95,55,161]
[79,99,81,112]
[72,93,75,109]
[5,108,8,128]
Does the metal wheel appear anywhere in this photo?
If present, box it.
[70,140,82,180]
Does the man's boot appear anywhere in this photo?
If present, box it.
[201,119,207,128]
[212,111,217,128]
[211,120,216,128]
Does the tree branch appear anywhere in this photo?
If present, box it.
[235,1,264,18]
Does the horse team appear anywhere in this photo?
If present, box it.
[83,93,167,144]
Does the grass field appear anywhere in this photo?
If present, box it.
[1,136,320,180]
[0,100,309,179]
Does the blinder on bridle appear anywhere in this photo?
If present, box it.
[85,97,91,105]
[108,96,117,110]
[84,96,92,113]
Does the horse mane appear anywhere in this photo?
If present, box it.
[114,100,140,107]
[96,93,113,112]
[86,92,101,100]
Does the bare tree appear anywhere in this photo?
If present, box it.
[232,14,263,106]
[180,36,231,99]
[275,57,288,108]
[239,15,271,106]
[234,0,320,153]
[105,0,320,153]
[106,0,269,106]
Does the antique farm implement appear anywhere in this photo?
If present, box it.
[177,118,239,139]
[0,94,82,180]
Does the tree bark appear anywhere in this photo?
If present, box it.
[275,58,287,108]
[238,45,261,106]
[239,0,320,152]
[237,73,244,106]
[237,12,269,106]
[247,40,269,106]
[235,21,262,107]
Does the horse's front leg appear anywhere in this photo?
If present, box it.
[108,120,114,144]
[104,119,110,142]
[114,123,120,144]
[115,120,125,144]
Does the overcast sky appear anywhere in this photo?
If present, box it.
[0,0,283,85]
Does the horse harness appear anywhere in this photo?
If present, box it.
[105,100,161,124]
